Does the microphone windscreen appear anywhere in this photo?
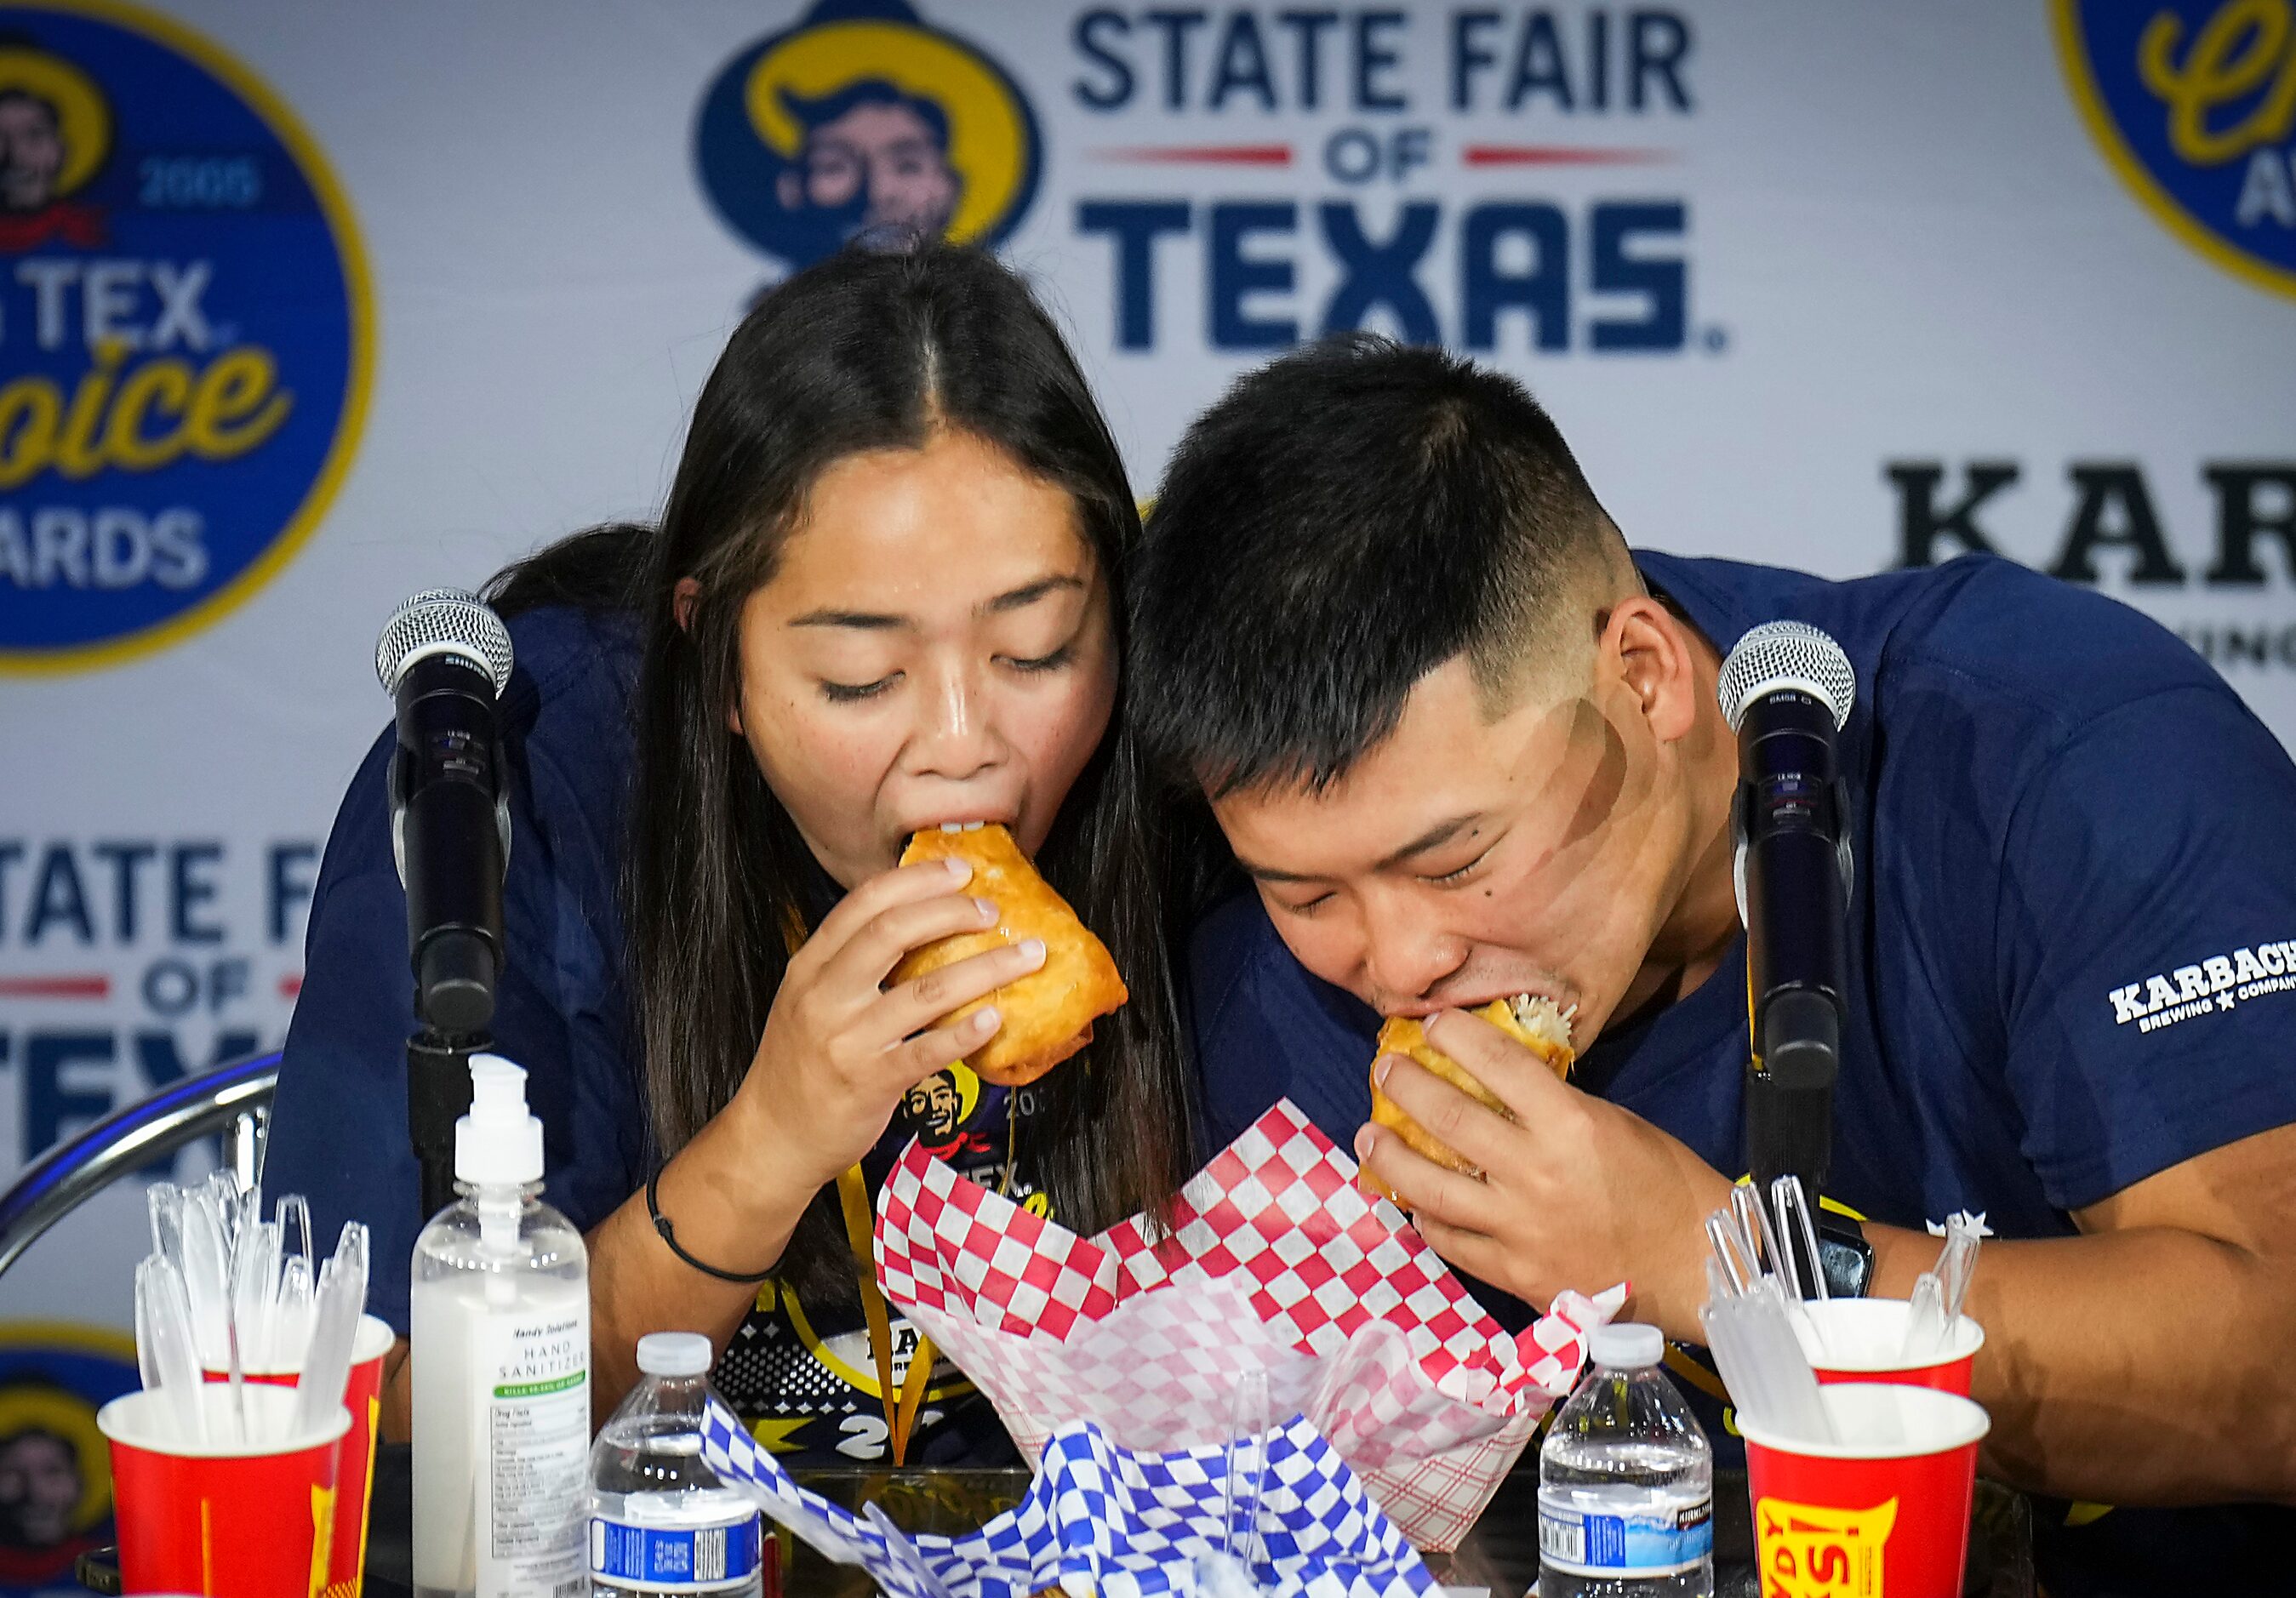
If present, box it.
[375,588,514,696]
[1716,620,1855,733]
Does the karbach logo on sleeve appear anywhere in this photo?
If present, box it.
[0,0,370,672]
[2107,937,2296,1031]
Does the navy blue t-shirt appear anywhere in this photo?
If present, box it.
[266,606,1030,1467]
[1191,552,2296,1589]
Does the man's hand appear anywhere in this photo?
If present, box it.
[1355,1007,1733,1336]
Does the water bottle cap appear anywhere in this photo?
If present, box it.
[1589,1322,1665,1369]
[636,1332,713,1378]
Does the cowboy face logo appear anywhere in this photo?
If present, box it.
[0,1325,136,1590]
[694,0,1041,272]
[0,83,68,209]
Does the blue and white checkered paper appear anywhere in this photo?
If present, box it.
[699,1395,1437,1598]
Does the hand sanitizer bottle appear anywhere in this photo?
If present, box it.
[413,1054,591,1598]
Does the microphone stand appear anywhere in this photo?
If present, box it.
[408,1028,484,1224]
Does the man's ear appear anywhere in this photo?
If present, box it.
[1606,595,1700,744]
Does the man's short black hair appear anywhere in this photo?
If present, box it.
[1131,334,1619,796]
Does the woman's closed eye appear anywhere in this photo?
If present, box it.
[820,671,900,703]
[1001,643,1076,675]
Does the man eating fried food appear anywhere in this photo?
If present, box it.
[1130,335,2296,1595]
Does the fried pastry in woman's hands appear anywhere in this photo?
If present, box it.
[892,824,1128,1086]
[1362,996,1575,1202]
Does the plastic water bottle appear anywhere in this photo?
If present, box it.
[588,1332,764,1597]
[1537,1323,1714,1598]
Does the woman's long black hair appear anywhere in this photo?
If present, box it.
[488,245,1210,1300]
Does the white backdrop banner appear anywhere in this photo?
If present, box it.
[1,0,2292,1578]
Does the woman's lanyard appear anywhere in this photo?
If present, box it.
[830,1093,1020,1465]
[785,917,1014,1466]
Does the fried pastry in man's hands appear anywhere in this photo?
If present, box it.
[892,824,1128,1087]
[1362,996,1575,1202]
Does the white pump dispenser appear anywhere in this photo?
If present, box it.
[411,1054,591,1598]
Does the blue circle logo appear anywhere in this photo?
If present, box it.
[0,0,370,671]
[694,0,1041,272]
[0,1322,135,1593]
[2054,0,2296,297]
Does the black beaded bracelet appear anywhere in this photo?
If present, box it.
[646,1167,775,1284]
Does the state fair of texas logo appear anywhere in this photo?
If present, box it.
[2053,0,2296,297]
[0,0,370,671]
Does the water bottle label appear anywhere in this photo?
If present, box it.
[1536,1492,1713,1578]
[590,1515,763,1592]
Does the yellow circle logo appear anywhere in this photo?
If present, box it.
[695,0,1041,271]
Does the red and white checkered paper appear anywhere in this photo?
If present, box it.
[876,1099,1626,1551]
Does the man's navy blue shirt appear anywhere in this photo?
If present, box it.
[1190,552,2296,1588]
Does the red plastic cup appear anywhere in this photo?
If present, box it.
[1792,1298,1984,1395]
[98,1383,351,1595]
[1740,1383,1990,1598]
[203,1314,394,1596]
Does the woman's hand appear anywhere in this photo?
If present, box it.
[734,854,1042,1193]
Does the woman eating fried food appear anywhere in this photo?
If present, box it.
[262,244,1207,1464]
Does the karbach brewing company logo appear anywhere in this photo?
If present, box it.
[0,0,370,671]
[2053,0,2296,298]
[695,0,1042,272]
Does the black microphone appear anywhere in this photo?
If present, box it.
[376,590,513,1223]
[1718,621,1856,1232]
[375,589,514,1035]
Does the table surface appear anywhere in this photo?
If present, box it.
[85,1443,2033,1597]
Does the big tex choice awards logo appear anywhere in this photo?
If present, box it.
[2055,0,2296,296]
[0,1,369,672]
[695,0,1041,273]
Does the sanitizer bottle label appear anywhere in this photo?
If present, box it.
[477,1306,591,1598]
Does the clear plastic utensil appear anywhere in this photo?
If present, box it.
[134,1255,207,1446]
[1770,1176,1831,1304]
[1937,1214,1982,1321]
[203,1170,243,1241]
[1731,1182,1786,1285]
[291,1224,370,1439]
[232,1220,281,1367]
[134,1263,162,1395]
[1901,1270,1948,1362]
[274,1253,316,1371]
[277,1194,313,1275]
[1705,1211,1759,1297]
[1222,1368,1271,1566]
[146,1182,185,1270]
[1736,1283,1836,1444]
[178,1190,233,1373]
[1699,1297,1768,1428]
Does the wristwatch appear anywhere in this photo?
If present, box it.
[1816,1214,1875,1298]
